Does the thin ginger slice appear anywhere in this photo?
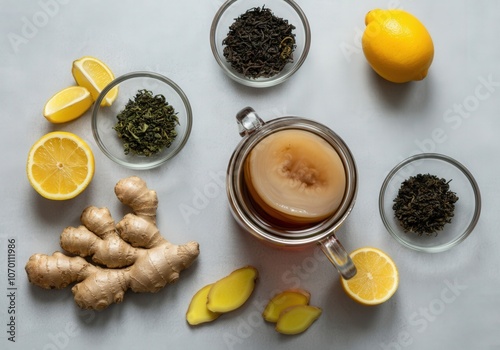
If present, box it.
[186,284,220,325]
[275,305,322,335]
[206,266,258,313]
[262,289,311,322]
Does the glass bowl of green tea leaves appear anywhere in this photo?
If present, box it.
[379,153,481,253]
[92,71,192,170]
[210,0,311,88]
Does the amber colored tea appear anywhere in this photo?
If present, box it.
[244,129,346,228]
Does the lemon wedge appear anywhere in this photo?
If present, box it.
[72,56,118,106]
[43,86,93,123]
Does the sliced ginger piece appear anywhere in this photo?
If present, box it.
[275,305,322,335]
[263,289,311,322]
[207,266,258,313]
[186,284,220,326]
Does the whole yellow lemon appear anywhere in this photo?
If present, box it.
[362,9,434,83]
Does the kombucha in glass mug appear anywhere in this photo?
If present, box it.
[226,107,358,279]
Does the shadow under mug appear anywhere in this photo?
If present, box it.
[226,107,358,279]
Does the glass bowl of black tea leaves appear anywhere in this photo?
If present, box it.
[379,153,481,253]
[92,71,192,170]
[210,0,311,88]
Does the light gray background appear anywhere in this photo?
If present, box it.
[1,1,499,349]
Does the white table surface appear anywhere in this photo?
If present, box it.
[1,1,499,349]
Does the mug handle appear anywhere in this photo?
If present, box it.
[319,234,357,280]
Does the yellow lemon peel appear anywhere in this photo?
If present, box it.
[362,9,434,83]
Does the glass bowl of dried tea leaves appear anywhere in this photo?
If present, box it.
[379,153,481,253]
[210,0,311,88]
[92,71,192,169]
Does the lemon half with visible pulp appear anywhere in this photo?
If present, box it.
[340,247,399,305]
[27,131,95,200]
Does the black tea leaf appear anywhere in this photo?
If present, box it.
[222,6,296,79]
[392,173,459,236]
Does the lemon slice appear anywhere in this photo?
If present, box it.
[340,247,399,305]
[27,131,95,200]
[43,86,93,123]
[72,56,118,106]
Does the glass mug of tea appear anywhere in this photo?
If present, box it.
[226,107,358,279]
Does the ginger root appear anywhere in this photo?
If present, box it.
[25,176,200,310]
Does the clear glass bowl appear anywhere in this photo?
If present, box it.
[92,71,192,170]
[210,0,311,88]
[379,153,481,253]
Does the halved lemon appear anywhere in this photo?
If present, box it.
[340,247,399,305]
[71,56,118,106]
[27,131,95,200]
[43,86,93,123]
